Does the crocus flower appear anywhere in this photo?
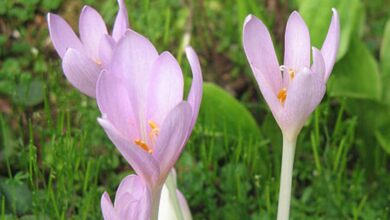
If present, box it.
[243,9,339,141]
[243,9,339,220]
[101,171,192,220]
[47,0,129,97]
[96,30,202,219]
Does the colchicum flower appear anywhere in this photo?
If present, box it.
[101,171,192,220]
[47,0,129,97]
[243,9,340,220]
[96,30,202,219]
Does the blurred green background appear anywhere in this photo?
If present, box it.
[1,0,390,219]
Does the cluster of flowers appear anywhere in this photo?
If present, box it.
[47,0,339,219]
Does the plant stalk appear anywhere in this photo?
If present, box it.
[277,135,297,220]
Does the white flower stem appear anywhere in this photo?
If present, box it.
[277,135,297,220]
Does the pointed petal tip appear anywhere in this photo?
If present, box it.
[244,14,254,26]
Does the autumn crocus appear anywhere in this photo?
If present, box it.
[101,172,191,220]
[97,30,202,219]
[243,9,340,220]
[47,0,129,97]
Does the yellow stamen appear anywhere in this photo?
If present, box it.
[134,139,153,154]
[277,88,287,105]
[95,59,102,66]
[148,120,160,138]
[288,69,295,79]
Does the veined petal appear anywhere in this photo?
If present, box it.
[99,35,115,69]
[284,11,311,79]
[62,48,100,97]
[185,47,203,134]
[96,70,138,140]
[147,52,184,126]
[114,175,151,220]
[98,118,160,185]
[47,13,83,58]
[112,0,129,41]
[253,66,282,117]
[101,192,119,220]
[154,102,192,181]
[110,30,159,130]
[311,47,326,80]
[321,8,340,81]
[243,15,282,94]
[279,67,325,139]
[79,6,108,60]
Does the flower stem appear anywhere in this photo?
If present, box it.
[277,135,297,220]
[151,186,163,220]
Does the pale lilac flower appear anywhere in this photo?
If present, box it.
[243,9,340,140]
[101,175,151,220]
[47,0,129,97]
[96,30,202,218]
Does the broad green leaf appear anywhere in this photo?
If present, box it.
[381,19,390,76]
[299,0,364,60]
[328,39,381,100]
[0,178,32,215]
[197,83,261,143]
[381,20,390,105]
[13,79,44,106]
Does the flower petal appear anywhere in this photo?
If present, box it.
[321,8,340,81]
[62,48,100,97]
[101,192,119,220]
[98,118,160,185]
[243,15,282,95]
[279,67,326,138]
[147,52,184,126]
[185,47,203,133]
[154,102,192,180]
[96,70,138,140]
[311,47,325,80]
[112,0,129,41]
[110,30,159,129]
[99,35,115,68]
[79,6,108,60]
[114,175,151,220]
[47,13,83,58]
[284,11,311,73]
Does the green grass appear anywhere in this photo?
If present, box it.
[1,0,390,219]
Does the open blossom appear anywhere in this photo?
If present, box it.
[96,29,202,213]
[47,0,129,97]
[243,9,340,140]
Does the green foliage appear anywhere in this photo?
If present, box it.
[328,39,382,100]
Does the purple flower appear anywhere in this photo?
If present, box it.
[96,30,202,217]
[47,0,129,97]
[243,9,340,140]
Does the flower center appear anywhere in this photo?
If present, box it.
[277,88,287,105]
[95,59,102,66]
[134,120,160,154]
